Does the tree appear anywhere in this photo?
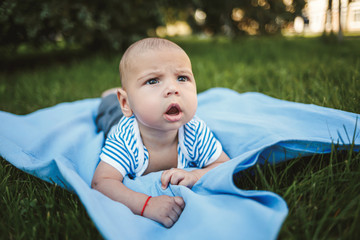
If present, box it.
[180,0,305,36]
[327,0,333,33]
[323,0,346,42]
[0,0,165,52]
[338,0,343,42]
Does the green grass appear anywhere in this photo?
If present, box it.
[234,146,360,239]
[0,159,101,239]
[1,36,359,239]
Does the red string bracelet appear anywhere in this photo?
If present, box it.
[141,196,152,216]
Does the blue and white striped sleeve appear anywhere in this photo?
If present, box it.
[99,135,133,177]
[194,118,223,168]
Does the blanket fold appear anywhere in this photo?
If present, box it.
[0,88,359,240]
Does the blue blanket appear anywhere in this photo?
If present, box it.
[0,88,359,239]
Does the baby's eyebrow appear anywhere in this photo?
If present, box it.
[137,70,162,81]
[174,68,193,76]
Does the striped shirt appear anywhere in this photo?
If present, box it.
[100,115,222,178]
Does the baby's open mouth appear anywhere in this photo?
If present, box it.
[166,105,180,115]
[164,104,182,122]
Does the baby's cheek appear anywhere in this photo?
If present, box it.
[136,100,161,121]
[186,94,198,116]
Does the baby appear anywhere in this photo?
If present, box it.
[91,38,229,228]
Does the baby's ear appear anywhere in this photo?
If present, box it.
[117,88,133,117]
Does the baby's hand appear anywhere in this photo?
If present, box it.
[143,195,185,228]
[161,168,199,189]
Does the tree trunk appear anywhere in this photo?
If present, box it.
[338,0,343,42]
[324,0,333,34]
[345,0,353,32]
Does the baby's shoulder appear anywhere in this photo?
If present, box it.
[107,116,137,142]
[183,116,209,137]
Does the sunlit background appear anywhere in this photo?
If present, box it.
[156,0,360,37]
[1,0,359,54]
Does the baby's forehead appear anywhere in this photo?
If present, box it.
[123,46,188,70]
[128,45,182,60]
[126,38,184,58]
[120,38,190,86]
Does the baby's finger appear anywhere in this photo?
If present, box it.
[162,217,175,228]
[161,169,173,189]
[170,172,185,186]
[168,208,180,224]
[174,196,185,209]
[172,201,183,216]
[178,178,195,188]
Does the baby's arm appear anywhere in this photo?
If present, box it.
[91,161,185,228]
[161,151,230,189]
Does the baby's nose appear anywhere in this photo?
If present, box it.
[165,83,179,96]
[167,88,179,96]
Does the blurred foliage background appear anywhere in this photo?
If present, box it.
[0,0,164,52]
[0,0,305,54]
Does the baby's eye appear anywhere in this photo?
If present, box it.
[177,76,188,82]
[146,78,159,85]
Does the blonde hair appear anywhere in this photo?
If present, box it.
[119,38,186,87]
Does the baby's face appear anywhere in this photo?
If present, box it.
[123,47,197,132]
